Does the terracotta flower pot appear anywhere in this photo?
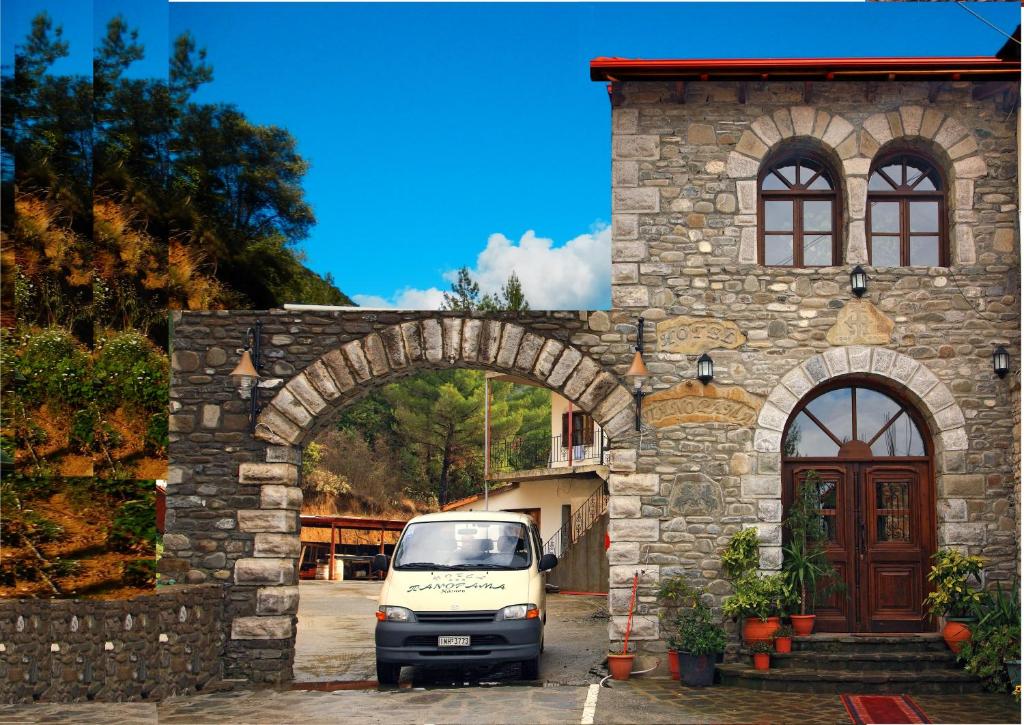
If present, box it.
[742,616,780,645]
[790,614,816,637]
[667,649,680,680]
[774,637,792,654]
[607,654,635,681]
[943,619,973,654]
[752,652,770,671]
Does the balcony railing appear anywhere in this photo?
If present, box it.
[542,483,608,559]
[488,432,605,475]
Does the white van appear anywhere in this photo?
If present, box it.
[371,511,558,684]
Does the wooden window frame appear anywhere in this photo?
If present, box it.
[561,411,594,447]
[758,153,842,268]
[866,152,948,267]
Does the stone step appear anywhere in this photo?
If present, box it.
[765,651,959,673]
[789,633,947,654]
[718,663,983,694]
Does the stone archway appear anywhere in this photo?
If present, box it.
[167,311,637,684]
[742,345,968,572]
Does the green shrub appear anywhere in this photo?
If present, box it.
[122,559,156,587]
[722,528,760,580]
[93,332,168,412]
[109,493,157,553]
[145,413,168,453]
[69,408,98,451]
[16,328,92,408]
[924,549,984,618]
[723,572,793,621]
[675,601,727,655]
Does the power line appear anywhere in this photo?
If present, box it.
[955,2,1021,45]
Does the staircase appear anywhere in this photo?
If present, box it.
[543,484,609,593]
[718,633,983,694]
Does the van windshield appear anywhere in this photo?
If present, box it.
[393,520,533,571]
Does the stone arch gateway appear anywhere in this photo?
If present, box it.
[166,309,637,684]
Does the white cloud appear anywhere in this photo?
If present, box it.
[352,224,611,310]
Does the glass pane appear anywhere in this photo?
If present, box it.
[784,412,840,457]
[805,388,853,444]
[803,200,832,232]
[910,235,940,266]
[854,388,903,441]
[764,234,794,265]
[870,201,900,233]
[870,413,925,457]
[871,235,901,267]
[909,201,939,232]
[762,173,788,191]
[804,234,832,266]
[777,165,797,185]
[875,480,912,542]
[805,172,833,191]
[869,171,895,191]
[905,163,929,189]
[915,175,937,192]
[883,163,904,185]
[764,201,793,231]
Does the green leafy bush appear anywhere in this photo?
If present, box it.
[722,528,760,580]
[723,572,793,622]
[957,582,1021,692]
[15,328,92,408]
[675,601,727,656]
[93,332,168,412]
[109,493,157,553]
[924,549,984,618]
[122,559,156,587]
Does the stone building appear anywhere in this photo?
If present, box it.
[161,52,1019,689]
[590,53,1020,659]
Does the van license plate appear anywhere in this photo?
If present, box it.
[438,636,470,647]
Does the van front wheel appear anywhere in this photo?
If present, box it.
[521,655,540,681]
[376,660,401,685]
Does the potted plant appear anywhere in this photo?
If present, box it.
[722,571,789,644]
[750,640,773,671]
[957,581,1020,692]
[722,527,760,581]
[773,623,794,654]
[657,573,699,681]
[782,470,843,636]
[923,549,984,653]
[675,600,727,687]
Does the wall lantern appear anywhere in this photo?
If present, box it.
[696,353,714,385]
[850,265,868,298]
[229,319,264,432]
[993,346,1010,379]
[627,317,650,431]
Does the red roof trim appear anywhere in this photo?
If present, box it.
[590,56,1020,81]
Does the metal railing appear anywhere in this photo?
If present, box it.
[489,432,605,475]
[542,484,608,559]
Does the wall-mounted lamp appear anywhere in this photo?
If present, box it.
[627,317,650,431]
[229,320,264,432]
[696,353,714,385]
[850,265,868,298]
[993,345,1010,379]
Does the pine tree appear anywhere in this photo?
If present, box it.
[441,267,481,311]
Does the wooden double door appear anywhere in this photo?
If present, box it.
[783,460,934,633]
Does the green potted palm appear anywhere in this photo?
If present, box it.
[675,600,727,687]
[924,549,984,653]
[782,470,843,636]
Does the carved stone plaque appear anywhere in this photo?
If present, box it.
[642,381,763,428]
[825,299,895,346]
[656,316,745,354]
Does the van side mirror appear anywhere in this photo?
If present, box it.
[371,554,389,573]
[539,553,558,572]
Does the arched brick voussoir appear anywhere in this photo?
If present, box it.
[727,108,857,180]
[254,318,638,448]
[757,346,971,456]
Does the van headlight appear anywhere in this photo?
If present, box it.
[376,606,416,622]
[496,604,539,620]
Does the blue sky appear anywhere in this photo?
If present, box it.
[3,2,1019,309]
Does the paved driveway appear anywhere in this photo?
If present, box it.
[294,580,609,686]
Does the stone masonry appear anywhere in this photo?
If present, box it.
[606,80,1019,656]
[0,584,224,703]
[167,310,638,684]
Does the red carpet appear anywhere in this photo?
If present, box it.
[840,694,931,724]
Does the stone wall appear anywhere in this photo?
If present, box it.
[607,80,1019,655]
[0,584,224,703]
[167,309,638,684]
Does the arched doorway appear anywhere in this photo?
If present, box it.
[782,379,936,633]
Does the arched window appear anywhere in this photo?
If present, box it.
[867,153,946,267]
[758,154,840,267]
[783,385,926,459]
